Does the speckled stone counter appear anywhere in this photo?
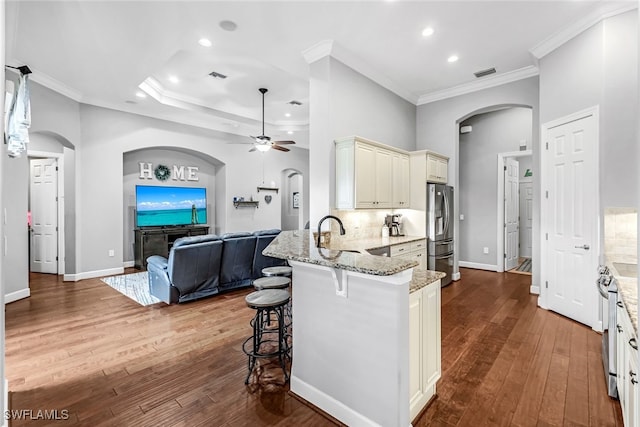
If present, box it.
[264,230,418,276]
[329,234,426,253]
[410,268,447,293]
[607,261,638,332]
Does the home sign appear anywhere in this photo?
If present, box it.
[139,162,199,182]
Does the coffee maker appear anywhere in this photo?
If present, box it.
[385,214,403,236]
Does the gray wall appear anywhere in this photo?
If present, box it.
[458,107,532,266]
[539,10,638,259]
[122,148,218,263]
[308,56,417,225]
[416,76,540,282]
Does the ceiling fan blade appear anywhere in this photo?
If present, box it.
[272,145,290,152]
[272,140,296,145]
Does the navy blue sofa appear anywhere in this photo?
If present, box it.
[147,229,285,304]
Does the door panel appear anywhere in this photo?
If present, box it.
[30,158,58,274]
[519,182,533,258]
[504,158,519,270]
[544,114,597,327]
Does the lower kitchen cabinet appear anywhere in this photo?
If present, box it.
[392,239,427,269]
[409,278,441,421]
[616,299,639,426]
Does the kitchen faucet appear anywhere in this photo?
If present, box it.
[316,215,346,248]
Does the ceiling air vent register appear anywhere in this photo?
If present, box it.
[209,71,227,79]
[473,67,496,78]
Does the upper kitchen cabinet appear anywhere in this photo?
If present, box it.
[426,152,448,184]
[335,136,409,209]
[393,152,410,208]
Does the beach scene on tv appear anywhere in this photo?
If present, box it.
[136,186,207,227]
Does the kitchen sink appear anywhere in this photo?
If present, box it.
[613,262,637,278]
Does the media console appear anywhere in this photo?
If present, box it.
[134,225,210,269]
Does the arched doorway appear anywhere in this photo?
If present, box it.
[280,168,305,230]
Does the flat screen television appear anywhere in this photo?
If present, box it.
[135,185,207,227]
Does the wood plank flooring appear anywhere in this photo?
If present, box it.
[5,268,622,426]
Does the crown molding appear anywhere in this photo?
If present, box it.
[417,66,539,106]
[302,39,419,104]
[529,2,638,60]
[7,59,83,102]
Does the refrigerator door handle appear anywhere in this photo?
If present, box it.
[434,252,454,260]
[443,189,450,237]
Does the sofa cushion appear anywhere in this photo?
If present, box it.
[252,229,286,277]
[220,233,257,290]
[172,234,220,249]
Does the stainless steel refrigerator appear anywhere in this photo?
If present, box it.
[427,183,454,286]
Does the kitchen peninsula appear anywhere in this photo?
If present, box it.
[264,230,445,426]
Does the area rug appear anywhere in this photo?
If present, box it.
[101,272,161,306]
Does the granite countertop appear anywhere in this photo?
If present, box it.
[264,230,418,276]
[409,268,447,293]
[329,235,426,252]
[607,261,638,332]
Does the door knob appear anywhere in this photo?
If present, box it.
[574,244,590,250]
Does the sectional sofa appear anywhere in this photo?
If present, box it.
[147,229,286,304]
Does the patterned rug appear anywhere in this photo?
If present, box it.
[508,258,532,275]
[101,272,161,306]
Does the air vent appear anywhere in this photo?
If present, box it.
[287,100,303,106]
[473,67,496,78]
[208,71,228,79]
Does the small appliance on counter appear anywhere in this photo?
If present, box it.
[385,214,404,236]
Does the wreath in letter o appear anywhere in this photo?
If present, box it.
[154,164,171,181]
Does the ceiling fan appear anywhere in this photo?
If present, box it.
[246,88,296,153]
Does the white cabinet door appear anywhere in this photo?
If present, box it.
[627,343,638,427]
[355,142,377,208]
[375,147,394,208]
[426,153,448,184]
[422,279,442,389]
[409,289,423,415]
[436,157,448,183]
[409,279,442,421]
[617,303,628,409]
[393,152,410,208]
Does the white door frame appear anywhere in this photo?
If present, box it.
[27,150,65,275]
[496,149,532,273]
[539,106,600,330]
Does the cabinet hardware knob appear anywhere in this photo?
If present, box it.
[617,301,624,308]
[632,378,638,385]
[617,325,623,332]
[630,338,638,350]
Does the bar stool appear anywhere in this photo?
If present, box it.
[253,276,291,290]
[261,266,292,278]
[242,289,291,385]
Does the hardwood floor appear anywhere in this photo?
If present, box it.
[5,268,622,426]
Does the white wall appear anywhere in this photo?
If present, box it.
[416,77,540,283]
[458,107,532,266]
[539,9,638,261]
[308,56,417,227]
[1,0,7,417]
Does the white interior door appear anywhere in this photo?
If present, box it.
[519,182,533,258]
[543,112,597,328]
[30,158,58,274]
[504,158,519,270]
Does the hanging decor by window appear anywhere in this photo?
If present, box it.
[4,65,32,158]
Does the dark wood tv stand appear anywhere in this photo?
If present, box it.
[134,225,210,269]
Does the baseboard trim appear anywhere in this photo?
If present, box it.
[123,261,135,268]
[451,272,461,281]
[458,261,498,272]
[5,288,30,304]
[64,267,125,282]
[290,376,378,427]
[530,285,540,295]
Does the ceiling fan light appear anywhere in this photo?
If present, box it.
[255,144,271,152]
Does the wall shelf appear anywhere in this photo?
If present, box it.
[257,186,279,193]
[233,200,259,209]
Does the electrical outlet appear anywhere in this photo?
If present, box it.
[483,247,489,254]
[108,249,115,257]
[460,214,464,220]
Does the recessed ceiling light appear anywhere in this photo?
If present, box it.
[447,55,459,63]
[285,113,291,117]
[135,91,147,98]
[198,38,212,47]
[421,27,434,37]
[287,131,294,135]
[168,75,179,84]
[219,20,238,32]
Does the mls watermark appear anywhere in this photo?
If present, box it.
[5,409,69,420]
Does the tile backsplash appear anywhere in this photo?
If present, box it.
[604,207,638,264]
[328,209,426,241]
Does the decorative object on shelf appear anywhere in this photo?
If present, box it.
[154,164,171,181]
[257,186,279,193]
[264,195,272,204]
[234,200,259,209]
[292,192,300,209]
